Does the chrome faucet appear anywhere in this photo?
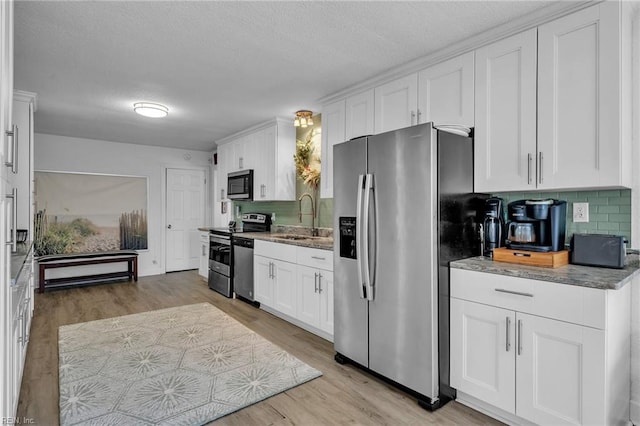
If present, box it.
[298,192,318,236]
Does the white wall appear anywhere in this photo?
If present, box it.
[34,133,213,277]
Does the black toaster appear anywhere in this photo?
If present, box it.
[570,234,627,269]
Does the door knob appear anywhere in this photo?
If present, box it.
[167,224,172,229]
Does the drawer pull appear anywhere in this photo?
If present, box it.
[494,288,534,298]
[311,256,326,261]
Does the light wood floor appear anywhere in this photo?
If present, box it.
[17,271,503,425]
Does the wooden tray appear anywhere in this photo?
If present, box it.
[492,248,569,268]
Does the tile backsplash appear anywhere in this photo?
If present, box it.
[235,198,333,228]
[493,189,631,243]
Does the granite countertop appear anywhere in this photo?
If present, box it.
[450,254,640,290]
[240,232,333,251]
[197,225,333,251]
[10,242,33,286]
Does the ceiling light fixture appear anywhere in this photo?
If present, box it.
[133,102,169,118]
[294,110,313,128]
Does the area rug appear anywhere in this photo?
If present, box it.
[58,302,322,425]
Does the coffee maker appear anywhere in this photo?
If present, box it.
[506,199,567,252]
[482,197,505,257]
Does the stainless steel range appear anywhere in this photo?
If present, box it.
[208,213,271,297]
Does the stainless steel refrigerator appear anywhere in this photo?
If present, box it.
[333,122,484,409]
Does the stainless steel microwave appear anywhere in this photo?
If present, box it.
[227,169,253,200]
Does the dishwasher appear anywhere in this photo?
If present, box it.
[232,236,258,305]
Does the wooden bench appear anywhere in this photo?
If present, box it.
[37,250,138,293]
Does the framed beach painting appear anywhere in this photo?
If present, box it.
[34,171,148,256]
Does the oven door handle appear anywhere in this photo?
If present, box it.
[210,236,231,244]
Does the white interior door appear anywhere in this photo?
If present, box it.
[166,168,205,272]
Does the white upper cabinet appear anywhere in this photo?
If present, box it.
[537,2,630,190]
[373,53,475,134]
[474,29,537,192]
[215,142,232,201]
[320,100,345,199]
[254,121,296,201]
[345,90,374,140]
[418,51,475,127]
[216,118,295,202]
[12,92,36,233]
[476,2,631,192]
[374,73,418,134]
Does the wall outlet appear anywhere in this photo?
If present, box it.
[271,213,276,222]
[573,202,589,223]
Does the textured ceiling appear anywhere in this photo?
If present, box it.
[15,1,565,152]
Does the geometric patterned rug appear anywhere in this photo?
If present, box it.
[58,302,322,425]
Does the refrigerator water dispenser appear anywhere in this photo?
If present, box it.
[339,217,357,259]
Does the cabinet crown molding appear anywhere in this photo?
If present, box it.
[13,90,38,111]
[319,1,595,105]
[215,116,291,147]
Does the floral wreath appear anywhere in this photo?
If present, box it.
[294,132,321,189]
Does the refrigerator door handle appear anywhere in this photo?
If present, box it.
[362,173,374,301]
[355,174,366,299]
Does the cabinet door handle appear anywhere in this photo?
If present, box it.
[220,189,225,199]
[538,152,543,184]
[239,157,243,169]
[268,262,272,279]
[5,125,17,173]
[261,184,266,198]
[202,244,205,256]
[506,316,511,352]
[6,188,17,252]
[23,299,30,345]
[318,273,323,294]
[311,256,326,261]
[410,110,416,126]
[494,288,534,298]
[417,109,422,124]
[314,272,318,293]
[18,310,24,344]
[517,319,523,355]
[527,153,533,185]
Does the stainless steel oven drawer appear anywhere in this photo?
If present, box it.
[208,269,232,298]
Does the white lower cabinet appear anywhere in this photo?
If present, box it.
[272,259,297,317]
[253,255,297,316]
[450,299,515,413]
[8,249,33,416]
[517,313,604,425]
[450,268,630,426]
[254,255,274,307]
[198,232,209,279]
[296,265,334,335]
[254,240,333,340]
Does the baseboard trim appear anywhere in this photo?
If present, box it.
[259,304,334,343]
